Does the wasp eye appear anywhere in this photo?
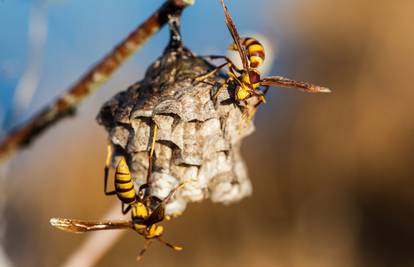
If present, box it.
[137,186,147,200]
[138,190,144,199]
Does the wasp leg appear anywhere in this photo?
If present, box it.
[253,89,267,104]
[194,62,228,83]
[239,102,257,132]
[213,77,233,99]
[147,124,158,182]
[104,144,116,196]
[252,85,269,110]
[241,109,254,129]
[162,180,196,204]
[157,237,183,251]
[239,86,269,131]
[122,203,132,214]
[136,240,153,261]
[200,55,243,73]
[262,86,270,96]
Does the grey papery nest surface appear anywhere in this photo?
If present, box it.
[97,46,259,216]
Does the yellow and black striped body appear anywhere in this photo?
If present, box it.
[228,37,266,102]
[113,160,166,239]
[114,158,136,205]
[195,0,331,127]
[229,37,266,68]
[130,193,165,239]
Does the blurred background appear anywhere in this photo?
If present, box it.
[1,0,414,266]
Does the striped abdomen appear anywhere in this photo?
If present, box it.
[230,37,266,68]
[115,158,136,205]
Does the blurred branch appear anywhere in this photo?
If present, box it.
[11,1,48,122]
[0,0,195,163]
[60,203,128,267]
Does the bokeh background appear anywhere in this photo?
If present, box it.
[1,0,414,266]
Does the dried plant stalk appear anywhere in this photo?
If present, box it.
[98,43,261,215]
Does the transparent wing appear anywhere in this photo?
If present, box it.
[260,76,332,93]
[220,0,250,72]
[50,218,132,233]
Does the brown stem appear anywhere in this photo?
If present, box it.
[0,0,194,162]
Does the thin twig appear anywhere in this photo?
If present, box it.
[59,203,128,267]
[0,0,194,163]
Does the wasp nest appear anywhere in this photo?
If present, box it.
[97,45,260,216]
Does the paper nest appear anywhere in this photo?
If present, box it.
[97,48,257,216]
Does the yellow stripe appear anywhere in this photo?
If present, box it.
[116,182,134,190]
[115,173,131,181]
[244,38,256,46]
[250,56,263,67]
[147,225,163,238]
[120,190,136,200]
[116,158,130,173]
[133,203,149,218]
[248,44,263,54]
[133,224,146,230]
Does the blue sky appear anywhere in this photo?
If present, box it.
[0,0,295,133]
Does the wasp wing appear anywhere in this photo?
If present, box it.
[50,218,132,233]
[220,0,250,72]
[146,203,165,225]
[260,76,331,93]
[145,181,192,225]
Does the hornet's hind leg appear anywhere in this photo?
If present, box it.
[194,62,228,83]
[122,203,132,214]
[200,55,243,73]
[104,144,116,196]
[239,86,270,131]
[194,55,242,83]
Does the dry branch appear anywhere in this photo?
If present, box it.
[0,0,194,162]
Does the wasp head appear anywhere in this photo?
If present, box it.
[137,184,149,201]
